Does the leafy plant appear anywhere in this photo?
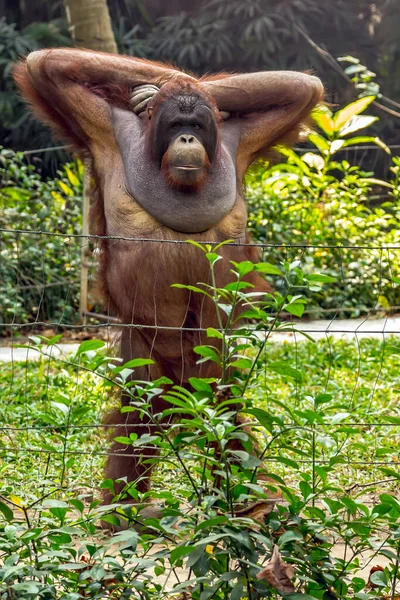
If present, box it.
[0,148,83,332]
[247,96,400,316]
[1,247,399,598]
[0,17,71,158]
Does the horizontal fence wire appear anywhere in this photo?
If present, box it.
[0,448,398,466]
[2,140,400,510]
[0,279,79,293]
[2,227,400,249]
[18,144,400,155]
[0,422,398,431]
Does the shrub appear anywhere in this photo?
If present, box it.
[0,18,71,157]
[1,249,400,599]
[1,97,399,330]
[247,98,400,316]
[0,148,83,332]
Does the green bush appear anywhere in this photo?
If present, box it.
[247,98,400,316]
[1,250,400,599]
[1,97,400,328]
[0,18,71,155]
[0,148,83,331]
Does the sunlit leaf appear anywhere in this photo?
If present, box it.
[58,180,74,196]
[64,166,80,187]
[333,95,375,130]
[341,136,391,154]
[339,115,378,137]
[302,152,325,171]
[330,139,345,154]
[312,106,334,136]
[308,132,329,153]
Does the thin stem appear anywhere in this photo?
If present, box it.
[209,258,228,383]
[242,287,290,397]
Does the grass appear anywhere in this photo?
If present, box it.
[0,336,399,501]
[1,335,400,599]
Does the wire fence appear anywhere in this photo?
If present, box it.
[1,231,400,496]
[2,139,397,311]
[1,144,400,518]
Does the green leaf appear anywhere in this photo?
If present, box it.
[330,412,350,425]
[0,501,13,522]
[205,252,222,265]
[170,545,196,563]
[242,408,274,430]
[186,240,206,251]
[314,393,332,405]
[378,468,400,480]
[306,273,336,283]
[114,436,133,445]
[112,529,139,550]
[48,532,72,544]
[369,571,387,588]
[42,499,68,508]
[269,361,303,382]
[333,96,375,130]
[69,499,84,513]
[232,260,255,276]
[312,106,335,136]
[379,493,400,511]
[189,377,214,393]
[284,301,305,318]
[171,283,210,296]
[255,262,282,275]
[308,132,330,153]
[278,529,302,546]
[46,334,64,346]
[339,115,378,136]
[113,358,154,374]
[359,177,393,188]
[76,340,105,355]
[196,516,228,530]
[341,135,391,154]
[194,346,220,364]
[351,577,366,593]
[231,583,245,600]
[230,450,261,468]
[230,357,253,369]
[206,327,223,339]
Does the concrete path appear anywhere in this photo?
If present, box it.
[0,343,80,363]
[269,315,400,343]
[1,316,399,363]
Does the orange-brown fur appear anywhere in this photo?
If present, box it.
[13,51,323,504]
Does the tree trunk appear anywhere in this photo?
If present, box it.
[63,0,117,53]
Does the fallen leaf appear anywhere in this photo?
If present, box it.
[235,500,276,523]
[256,544,295,594]
[368,565,384,589]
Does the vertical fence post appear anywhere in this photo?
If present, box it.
[79,164,90,325]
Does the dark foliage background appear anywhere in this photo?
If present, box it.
[1,0,400,166]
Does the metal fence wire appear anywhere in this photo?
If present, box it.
[1,230,400,499]
[1,145,400,515]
